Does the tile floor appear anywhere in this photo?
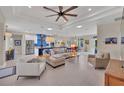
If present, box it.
[0,54,105,86]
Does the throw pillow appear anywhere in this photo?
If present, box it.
[96,52,104,58]
[103,53,109,59]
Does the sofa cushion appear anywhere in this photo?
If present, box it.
[27,58,45,63]
[52,54,63,58]
[49,56,57,61]
[96,52,104,58]
[52,53,68,59]
[18,55,35,63]
[103,53,110,59]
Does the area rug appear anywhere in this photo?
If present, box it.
[0,66,16,79]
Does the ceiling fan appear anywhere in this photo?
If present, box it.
[43,6,78,22]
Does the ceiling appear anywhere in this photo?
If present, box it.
[0,6,123,37]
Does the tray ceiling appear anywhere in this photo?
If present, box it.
[0,6,123,36]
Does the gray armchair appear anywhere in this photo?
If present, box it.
[88,52,110,69]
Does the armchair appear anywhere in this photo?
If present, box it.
[16,56,46,80]
[88,52,110,69]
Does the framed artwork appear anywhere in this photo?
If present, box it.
[14,40,21,46]
[121,37,124,44]
[105,37,117,44]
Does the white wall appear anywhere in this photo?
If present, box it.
[0,23,5,67]
[0,9,5,23]
[25,34,37,42]
[89,39,96,54]
[120,13,124,60]
[0,9,5,67]
[7,34,37,56]
[97,22,121,60]
[82,35,96,54]
[5,33,14,51]
[13,34,23,56]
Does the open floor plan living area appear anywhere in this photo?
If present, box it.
[0,6,124,86]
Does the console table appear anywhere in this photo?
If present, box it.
[105,59,124,86]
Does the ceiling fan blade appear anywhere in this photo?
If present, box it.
[64,14,77,17]
[59,6,63,12]
[43,7,59,13]
[63,6,78,13]
[62,15,68,22]
[46,14,58,17]
[56,16,60,22]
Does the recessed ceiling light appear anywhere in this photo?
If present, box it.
[76,25,82,28]
[48,28,53,30]
[88,8,92,11]
[28,6,32,8]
